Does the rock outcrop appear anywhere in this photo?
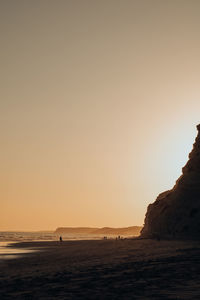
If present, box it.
[141,124,200,239]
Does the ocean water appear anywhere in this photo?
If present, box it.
[0,231,105,259]
[0,231,57,242]
[0,232,57,259]
[0,232,134,258]
[0,231,109,242]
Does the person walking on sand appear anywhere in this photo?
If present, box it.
[59,236,63,242]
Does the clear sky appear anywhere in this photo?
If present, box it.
[1,0,200,231]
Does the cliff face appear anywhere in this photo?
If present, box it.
[141,124,200,239]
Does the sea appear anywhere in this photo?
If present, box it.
[0,231,105,259]
[0,231,107,242]
[0,231,58,242]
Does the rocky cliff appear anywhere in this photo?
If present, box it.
[141,124,200,239]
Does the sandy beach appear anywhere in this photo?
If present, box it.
[0,239,200,299]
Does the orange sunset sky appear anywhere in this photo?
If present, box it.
[1,0,200,231]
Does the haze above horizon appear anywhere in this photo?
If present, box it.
[1,0,200,231]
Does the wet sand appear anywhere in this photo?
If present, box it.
[0,239,200,299]
[0,241,38,260]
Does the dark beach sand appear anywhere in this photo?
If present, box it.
[0,239,200,299]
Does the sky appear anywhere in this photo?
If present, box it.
[1,0,200,231]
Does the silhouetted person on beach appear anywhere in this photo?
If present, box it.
[59,236,63,242]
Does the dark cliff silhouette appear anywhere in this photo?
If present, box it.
[141,124,200,239]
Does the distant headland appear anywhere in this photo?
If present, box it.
[55,226,142,236]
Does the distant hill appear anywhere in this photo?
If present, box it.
[54,227,97,234]
[55,226,142,236]
[92,226,142,235]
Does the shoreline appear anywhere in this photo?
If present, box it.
[0,241,40,260]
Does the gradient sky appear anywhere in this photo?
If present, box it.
[1,0,200,231]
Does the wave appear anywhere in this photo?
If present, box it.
[0,231,120,242]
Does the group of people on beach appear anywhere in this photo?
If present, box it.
[59,235,124,242]
[104,235,123,240]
